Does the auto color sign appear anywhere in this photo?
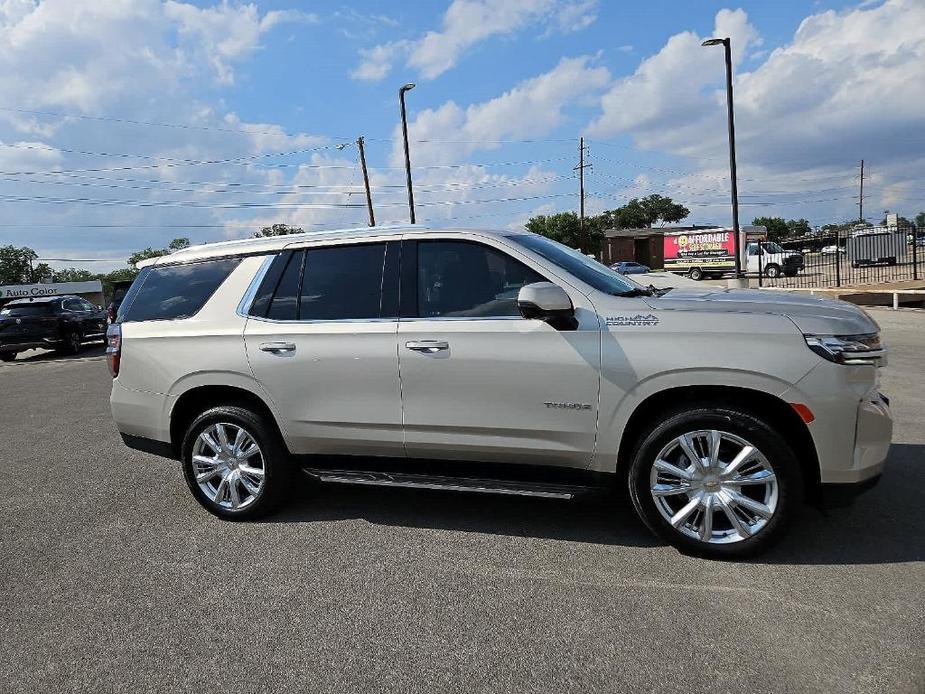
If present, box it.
[0,280,103,299]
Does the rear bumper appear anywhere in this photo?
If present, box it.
[110,380,174,447]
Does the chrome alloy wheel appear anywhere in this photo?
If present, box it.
[649,430,779,544]
[191,423,266,510]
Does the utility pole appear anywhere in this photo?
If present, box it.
[702,37,743,280]
[357,136,375,227]
[573,137,591,252]
[399,83,416,224]
[858,159,865,222]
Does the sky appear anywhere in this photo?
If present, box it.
[0,0,923,272]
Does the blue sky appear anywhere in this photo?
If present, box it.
[0,0,922,272]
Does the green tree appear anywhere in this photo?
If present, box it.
[524,212,603,255]
[786,218,812,237]
[0,245,39,284]
[52,268,96,282]
[915,211,925,228]
[752,217,790,243]
[598,194,690,229]
[128,237,191,267]
[253,223,303,238]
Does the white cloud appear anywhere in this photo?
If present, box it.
[164,1,318,84]
[391,55,610,167]
[352,0,599,81]
[0,1,335,265]
[588,8,759,151]
[588,0,925,224]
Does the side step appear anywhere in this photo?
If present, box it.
[302,468,599,500]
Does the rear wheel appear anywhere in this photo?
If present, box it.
[627,405,802,559]
[0,352,15,362]
[181,405,291,520]
[688,267,704,281]
[764,264,781,278]
[60,330,82,355]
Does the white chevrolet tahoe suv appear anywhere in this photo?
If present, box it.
[108,226,892,558]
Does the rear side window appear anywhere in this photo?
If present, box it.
[267,251,304,321]
[120,257,241,322]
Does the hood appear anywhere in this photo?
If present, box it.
[643,287,879,336]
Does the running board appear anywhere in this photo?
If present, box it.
[302,468,597,499]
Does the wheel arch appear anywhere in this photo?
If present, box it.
[615,385,820,497]
[168,384,288,459]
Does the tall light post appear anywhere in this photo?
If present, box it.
[702,37,742,280]
[399,83,416,224]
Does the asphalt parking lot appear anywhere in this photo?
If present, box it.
[1,308,923,694]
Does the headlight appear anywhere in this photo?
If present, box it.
[804,332,884,365]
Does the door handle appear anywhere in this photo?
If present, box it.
[259,341,296,354]
[405,340,449,353]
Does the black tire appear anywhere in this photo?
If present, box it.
[764,264,781,279]
[181,405,292,521]
[0,352,15,362]
[59,329,82,355]
[627,404,803,559]
[688,267,704,281]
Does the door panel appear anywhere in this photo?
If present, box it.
[399,317,601,466]
[245,320,402,456]
[397,237,601,468]
[244,241,402,457]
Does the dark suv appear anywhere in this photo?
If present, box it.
[0,295,107,361]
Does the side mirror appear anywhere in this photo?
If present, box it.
[517,282,577,331]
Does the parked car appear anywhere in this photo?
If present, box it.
[109,226,891,559]
[821,245,845,256]
[610,261,651,275]
[0,295,107,361]
[106,280,135,324]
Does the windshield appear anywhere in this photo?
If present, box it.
[761,241,786,254]
[1,304,49,317]
[506,234,641,295]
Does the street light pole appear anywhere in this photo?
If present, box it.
[399,83,416,224]
[702,37,742,280]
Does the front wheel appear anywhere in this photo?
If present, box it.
[627,405,802,559]
[181,405,292,520]
[0,352,15,362]
[60,330,82,355]
[687,267,704,281]
[764,264,781,278]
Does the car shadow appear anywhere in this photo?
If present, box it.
[760,442,925,566]
[8,343,106,364]
[268,443,924,564]
[271,482,658,548]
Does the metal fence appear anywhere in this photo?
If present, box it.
[758,226,922,289]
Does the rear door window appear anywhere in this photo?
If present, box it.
[119,257,241,322]
[299,243,386,321]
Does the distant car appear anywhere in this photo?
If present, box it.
[106,280,135,324]
[821,245,845,255]
[0,295,107,361]
[610,261,650,275]
[916,237,925,248]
